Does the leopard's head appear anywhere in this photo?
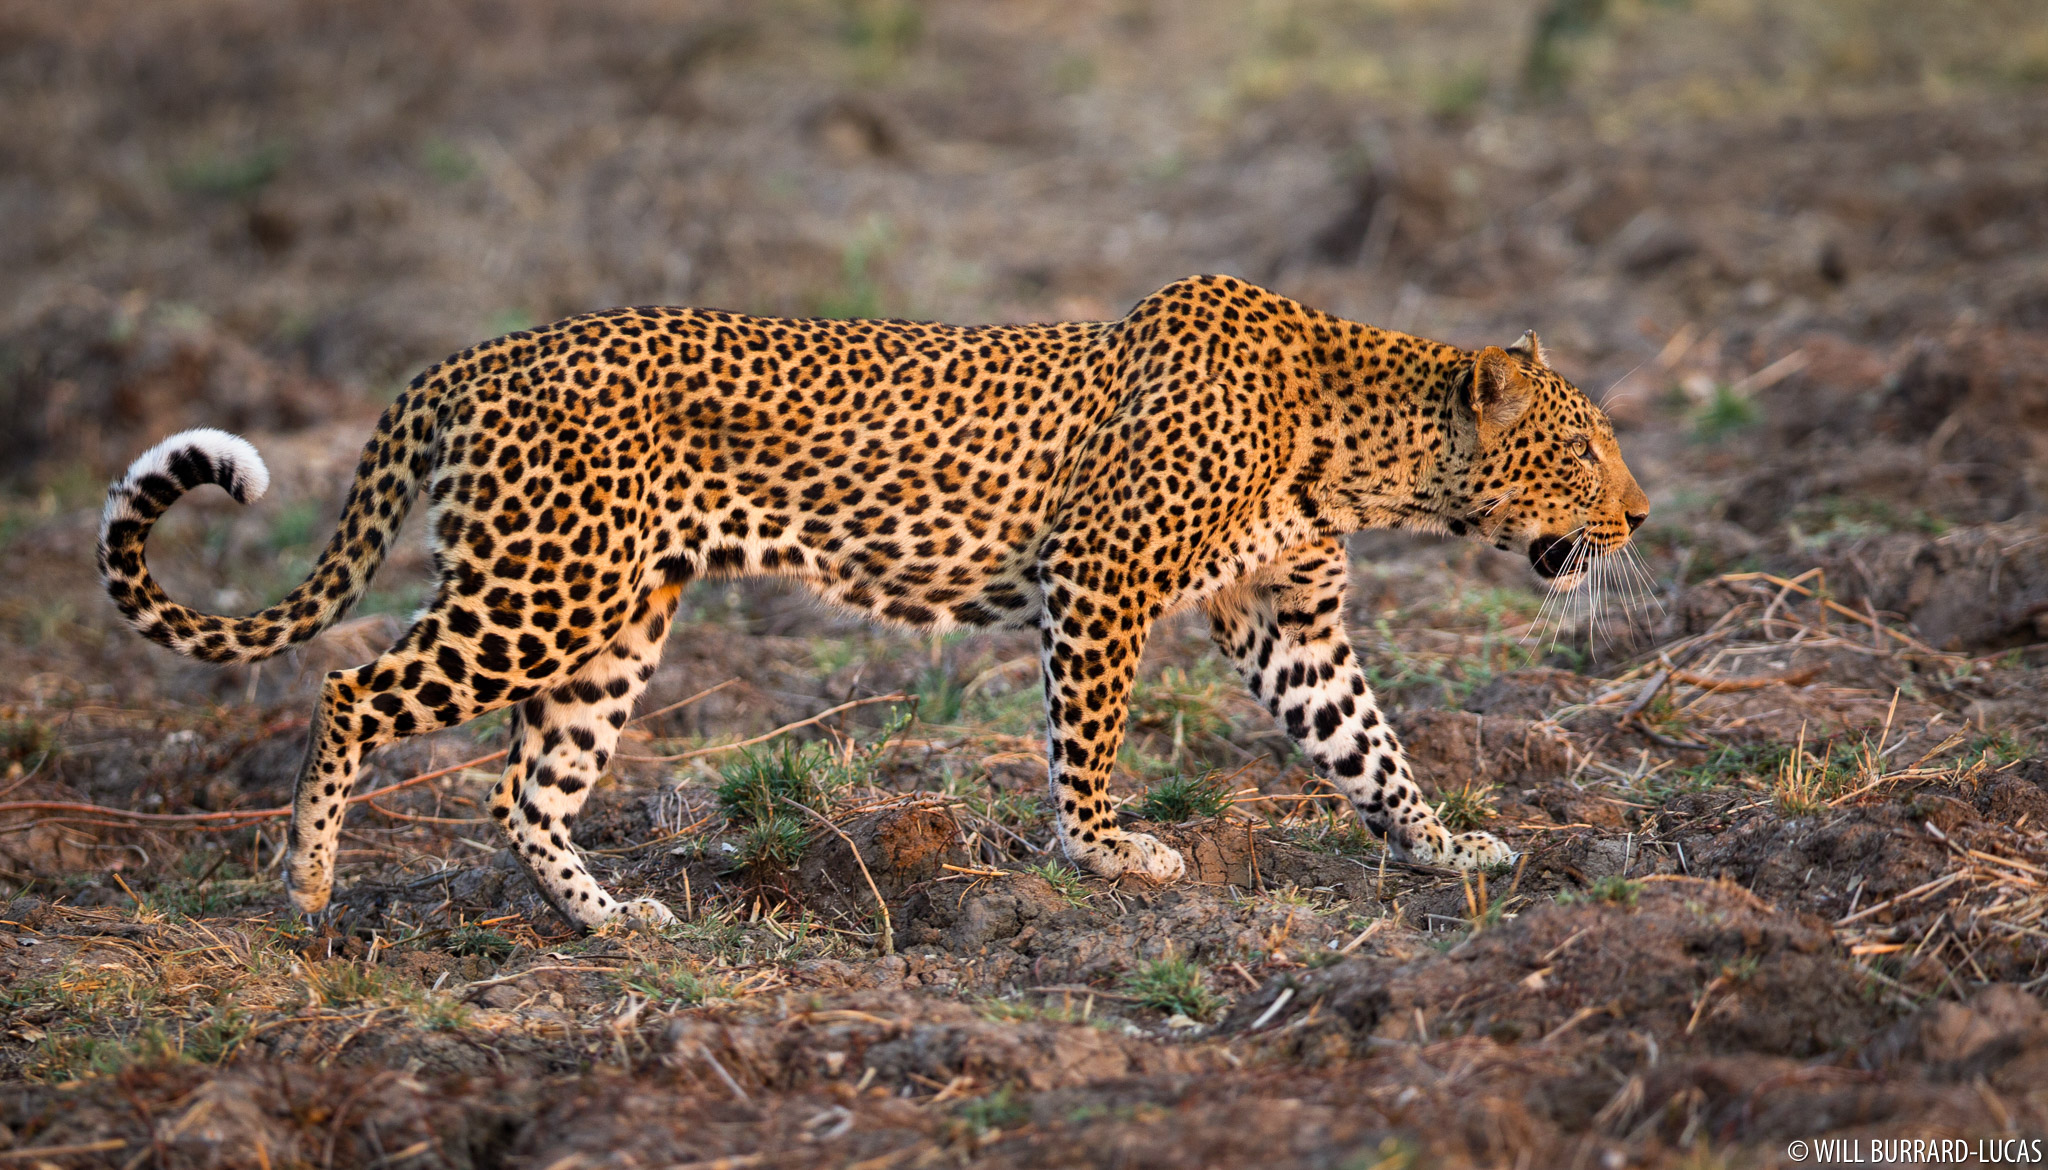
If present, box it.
[1452,332,1649,589]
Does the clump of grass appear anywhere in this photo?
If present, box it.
[305,960,391,1008]
[714,714,909,872]
[419,138,476,184]
[145,878,263,920]
[622,961,731,1006]
[717,740,828,823]
[976,995,1091,1025]
[1429,66,1490,120]
[177,1005,257,1063]
[716,712,908,823]
[1692,383,1760,440]
[913,663,967,724]
[170,142,287,198]
[43,965,160,1016]
[717,742,827,873]
[1294,809,1374,858]
[0,716,57,767]
[1719,954,1762,984]
[448,924,516,961]
[814,216,891,318]
[1023,860,1091,909]
[1127,664,1237,773]
[1131,772,1230,823]
[1770,725,1861,816]
[956,1087,1030,1136]
[28,1003,257,1082]
[1664,735,1866,810]
[401,990,473,1032]
[1346,1137,1423,1170]
[1264,883,1319,908]
[29,1027,158,1082]
[1121,953,1221,1021]
[1773,755,1830,815]
[737,815,810,871]
[1434,780,1497,833]
[1667,742,1788,791]
[1561,874,1642,908]
[669,906,748,958]
[1970,731,2028,769]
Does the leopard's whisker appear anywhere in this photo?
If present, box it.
[1597,356,1652,412]
[1590,548,1613,648]
[1624,543,1666,616]
[1529,525,1591,651]
[1599,542,1657,642]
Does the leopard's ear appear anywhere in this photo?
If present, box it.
[1470,346,1534,444]
[1506,330,1547,368]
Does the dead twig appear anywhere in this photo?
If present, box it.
[1667,665,1823,693]
[1714,571,1945,656]
[0,1140,130,1162]
[618,692,910,763]
[459,963,625,995]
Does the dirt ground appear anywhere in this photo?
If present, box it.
[4,2,2048,1167]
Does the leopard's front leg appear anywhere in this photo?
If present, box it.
[1203,539,1513,870]
[1037,584,1185,882]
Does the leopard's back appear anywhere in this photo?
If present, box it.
[431,307,1121,634]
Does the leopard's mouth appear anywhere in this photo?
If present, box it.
[1530,534,1635,583]
[1528,534,1579,579]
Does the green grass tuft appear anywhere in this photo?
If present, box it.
[1693,383,1760,440]
[717,740,836,825]
[1023,860,1092,908]
[1561,874,1642,907]
[712,714,909,871]
[170,143,287,198]
[737,814,810,871]
[1131,772,1230,823]
[1121,954,1221,1020]
[448,924,517,961]
[1434,781,1497,833]
[622,961,731,1006]
[306,961,392,1008]
[0,716,57,767]
[914,663,967,724]
[957,1086,1030,1136]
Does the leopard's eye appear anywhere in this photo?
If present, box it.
[1571,436,1593,461]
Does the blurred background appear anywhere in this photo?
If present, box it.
[2,0,2045,711]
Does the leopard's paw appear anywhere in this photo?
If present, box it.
[1389,823,1513,871]
[1444,830,1515,871]
[1070,831,1186,883]
[1122,831,1187,882]
[285,852,333,915]
[614,897,678,930]
[591,897,677,934]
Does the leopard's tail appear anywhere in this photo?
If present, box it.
[98,388,442,665]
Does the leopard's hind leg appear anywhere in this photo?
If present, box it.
[284,619,486,915]
[486,583,682,931]
[284,594,642,917]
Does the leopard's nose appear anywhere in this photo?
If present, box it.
[1626,510,1649,532]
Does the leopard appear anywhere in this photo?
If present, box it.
[97,274,1649,932]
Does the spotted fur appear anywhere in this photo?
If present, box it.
[97,275,1648,930]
